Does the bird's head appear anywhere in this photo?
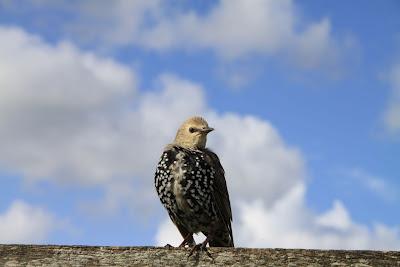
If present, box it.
[174,116,214,150]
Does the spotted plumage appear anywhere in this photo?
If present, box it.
[154,116,234,248]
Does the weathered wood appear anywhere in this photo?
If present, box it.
[0,245,399,267]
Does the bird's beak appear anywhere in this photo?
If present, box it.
[202,127,214,134]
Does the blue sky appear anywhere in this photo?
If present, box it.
[0,0,399,249]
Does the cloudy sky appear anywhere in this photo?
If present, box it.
[0,0,399,249]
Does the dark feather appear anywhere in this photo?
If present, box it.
[203,148,234,247]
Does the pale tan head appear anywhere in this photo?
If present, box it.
[174,116,214,149]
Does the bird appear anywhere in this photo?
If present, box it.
[154,116,234,255]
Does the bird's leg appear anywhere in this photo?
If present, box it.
[188,236,213,259]
[179,233,195,247]
[164,233,194,248]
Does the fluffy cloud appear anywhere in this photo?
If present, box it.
[1,25,398,249]
[66,0,162,47]
[0,200,56,243]
[206,113,305,206]
[383,63,400,134]
[157,184,400,250]
[139,0,340,67]
[153,102,400,249]
[155,218,206,247]
[0,26,136,185]
[235,186,400,250]
[0,23,297,201]
[150,89,400,249]
[0,25,208,214]
[1,0,344,69]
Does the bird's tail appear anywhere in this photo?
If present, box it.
[205,231,234,247]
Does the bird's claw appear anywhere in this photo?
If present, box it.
[179,233,195,248]
[187,243,213,259]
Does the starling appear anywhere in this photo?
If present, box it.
[154,116,234,253]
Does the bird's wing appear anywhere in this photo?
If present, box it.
[204,148,234,245]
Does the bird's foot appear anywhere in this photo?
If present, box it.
[179,233,195,248]
[187,239,213,259]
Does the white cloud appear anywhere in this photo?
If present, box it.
[153,113,400,249]
[155,218,206,247]
[139,0,341,68]
[156,184,400,250]
[206,113,305,206]
[0,25,208,213]
[66,0,162,47]
[0,26,137,185]
[1,25,398,250]
[383,63,400,134]
[155,219,182,247]
[235,187,400,250]
[1,0,345,70]
[0,200,56,243]
[153,112,400,250]
[316,201,352,231]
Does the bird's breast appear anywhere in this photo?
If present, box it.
[171,151,192,212]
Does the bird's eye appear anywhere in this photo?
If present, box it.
[189,127,196,133]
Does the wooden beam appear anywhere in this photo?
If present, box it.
[0,245,399,266]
